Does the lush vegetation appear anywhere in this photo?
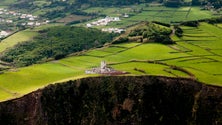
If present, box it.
[113,22,174,44]
[0,26,115,67]
[129,22,173,44]
[192,0,222,7]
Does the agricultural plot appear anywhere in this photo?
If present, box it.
[0,24,61,53]
[99,46,126,53]
[216,24,222,28]
[58,56,103,69]
[56,15,92,24]
[81,5,219,28]
[0,0,16,7]
[165,23,222,85]
[186,7,215,20]
[0,62,86,101]
[85,50,112,57]
[0,30,38,53]
[111,62,174,76]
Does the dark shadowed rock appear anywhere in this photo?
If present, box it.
[0,76,222,125]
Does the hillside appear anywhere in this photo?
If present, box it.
[0,1,221,124]
[0,76,222,125]
[0,0,220,35]
[0,21,221,102]
[0,26,115,67]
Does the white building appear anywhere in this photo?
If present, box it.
[86,16,121,27]
[102,28,125,33]
[0,31,10,38]
[85,61,127,75]
[6,20,13,23]
[21,23,26,26]
[20,14,27,19]
[35,22,41,26]
[26,14,33,18]
[85,61,113,74]
[86,23,92,27]
[123,13,129,18]
[27,22,34,26]
[29,17,35,21]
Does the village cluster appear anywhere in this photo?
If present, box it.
[86,16,121,27]
[0,8,49,38]
[86,15,129,33]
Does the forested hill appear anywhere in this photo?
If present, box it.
[1,26,115,67]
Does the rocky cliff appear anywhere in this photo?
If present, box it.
[0,76,222,125]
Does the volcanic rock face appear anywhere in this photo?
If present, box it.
[0,76,222,125]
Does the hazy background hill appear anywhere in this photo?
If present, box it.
[1,0,221,20]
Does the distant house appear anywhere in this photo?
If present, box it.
[0,31,8,36]
[20,14,27,19]
[21,23,26,26]
[0,31,10,38]
[26,14,33,18]
[29,17,35,21]
[6,20,13,23]
[35,22,41,26]
[27,22,34,26]
[123,13,129,18]
[114,17,120,21]
[86,23,92,27]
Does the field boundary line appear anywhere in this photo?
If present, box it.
[110,59,196,79]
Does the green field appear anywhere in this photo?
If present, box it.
[0,30,38,53]
[0,22,221,101]
[0,24,62,53]
[0,0,16,7]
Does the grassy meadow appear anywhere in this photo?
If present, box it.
[0,30,38,53]
[0,0,16,7]
[0,24,62,53]
[0,22,221,101]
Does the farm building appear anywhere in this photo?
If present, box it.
[85,61,127,75]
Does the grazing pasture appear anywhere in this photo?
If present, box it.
[0,24,62,53]
[0,30,38,53]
